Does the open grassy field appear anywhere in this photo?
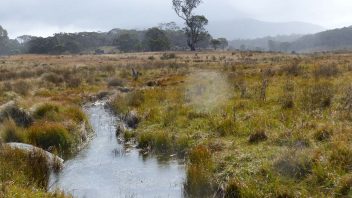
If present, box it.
[1,51,352,197]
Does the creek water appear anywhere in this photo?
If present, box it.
[49,101,185,198]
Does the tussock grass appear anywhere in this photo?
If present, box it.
[27,122,72,153]
[0,119,25,143]
[33,103,60,120]
[0,147,69,197]
[184,145,215,198]
[2,52,352,196]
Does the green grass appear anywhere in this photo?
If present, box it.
[0,147,69,197]
[2,52,352,196]
[0,119,25,143]
[27,122,72,153]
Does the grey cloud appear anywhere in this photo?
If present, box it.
[0,0,351,38]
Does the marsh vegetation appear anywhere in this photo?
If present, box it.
[1,51,352,197]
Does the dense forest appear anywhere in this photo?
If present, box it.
[2,24,352,55]
[0,23,229,55]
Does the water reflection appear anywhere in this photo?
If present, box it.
[49,102,185,198]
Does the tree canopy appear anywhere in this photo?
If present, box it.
[143,28,170,51]
[172,0,208,51]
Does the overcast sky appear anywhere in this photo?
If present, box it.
[1,0,352,38]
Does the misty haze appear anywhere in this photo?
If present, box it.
[1,0,352,198]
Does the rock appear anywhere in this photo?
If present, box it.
[96,91,110,100]
[5,143,64,169]
[124,111,139,129]
[0,101,33,127]
[146,81,158,87]
[115,123,126,136]
[117,87,132,93]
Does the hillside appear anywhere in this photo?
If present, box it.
[289,26,352,52]
[208,18,325,39]
[229,26,352,53]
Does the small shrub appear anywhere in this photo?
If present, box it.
[330,144,352,171]
[175,135,191,156]
[279,81,295,109]
[314,126,332,142]
[184,145,214,197]
[110,95,129,114]
[0,147,50,189]
[314,64,339,78]
[0,119,25,143]
[279,93,294,109]
[27,122,72,153]
[12,80,31,95]
[160,53,176,60]
[336,174,352,197]
[66,76,81,88]
[111,91,145,115]
[213,118,235,137]
[189,145,213,168]
[33,103,60,120]
[300,81,334,111]
[281,60,302,76]
[249,130,268,144]
[64,106,87,123]
[224,180,242,198]
[108,78,124,87]
[0,102,33,127]
[138,131,172,153]
[126,91,145,107]
[123,131,135,142]
[274,151,312,180]
[341,85,352,114]
[41,72,64,84]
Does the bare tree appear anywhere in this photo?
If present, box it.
[172,0,208,51]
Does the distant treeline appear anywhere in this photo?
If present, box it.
[230,26,352,53]
[0,23,229,55]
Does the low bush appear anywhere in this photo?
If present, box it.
[224,180,242,198]
[300,81,334,111]
[126,91,145,107]
[138,130,172,153]
[41,72,64,84]
[0,147,50,189]
[107,78,124,87]
[65,76,81,88]
[279,81,295,109]
[160,53,177,60]
[64,106,87,123]
[175,134,191,156]
[33,103,60,120]
[248,130,268,144]
[314,64,339,78]
[0,102,33,127]
[279,93,294,109]
[123,131,135,142]
[212,118,235,137]
[314,126,333,142]
[184,145,215,197]
[0,119,25,143]
[280,59,302,76]
[330,144,352,171]
[336,174,352,197]
[274,151,312,180]
[110,91,145,115]
[12,80,31,95]
[27,122,72,153]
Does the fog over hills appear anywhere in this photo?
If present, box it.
[208,18,325,39]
